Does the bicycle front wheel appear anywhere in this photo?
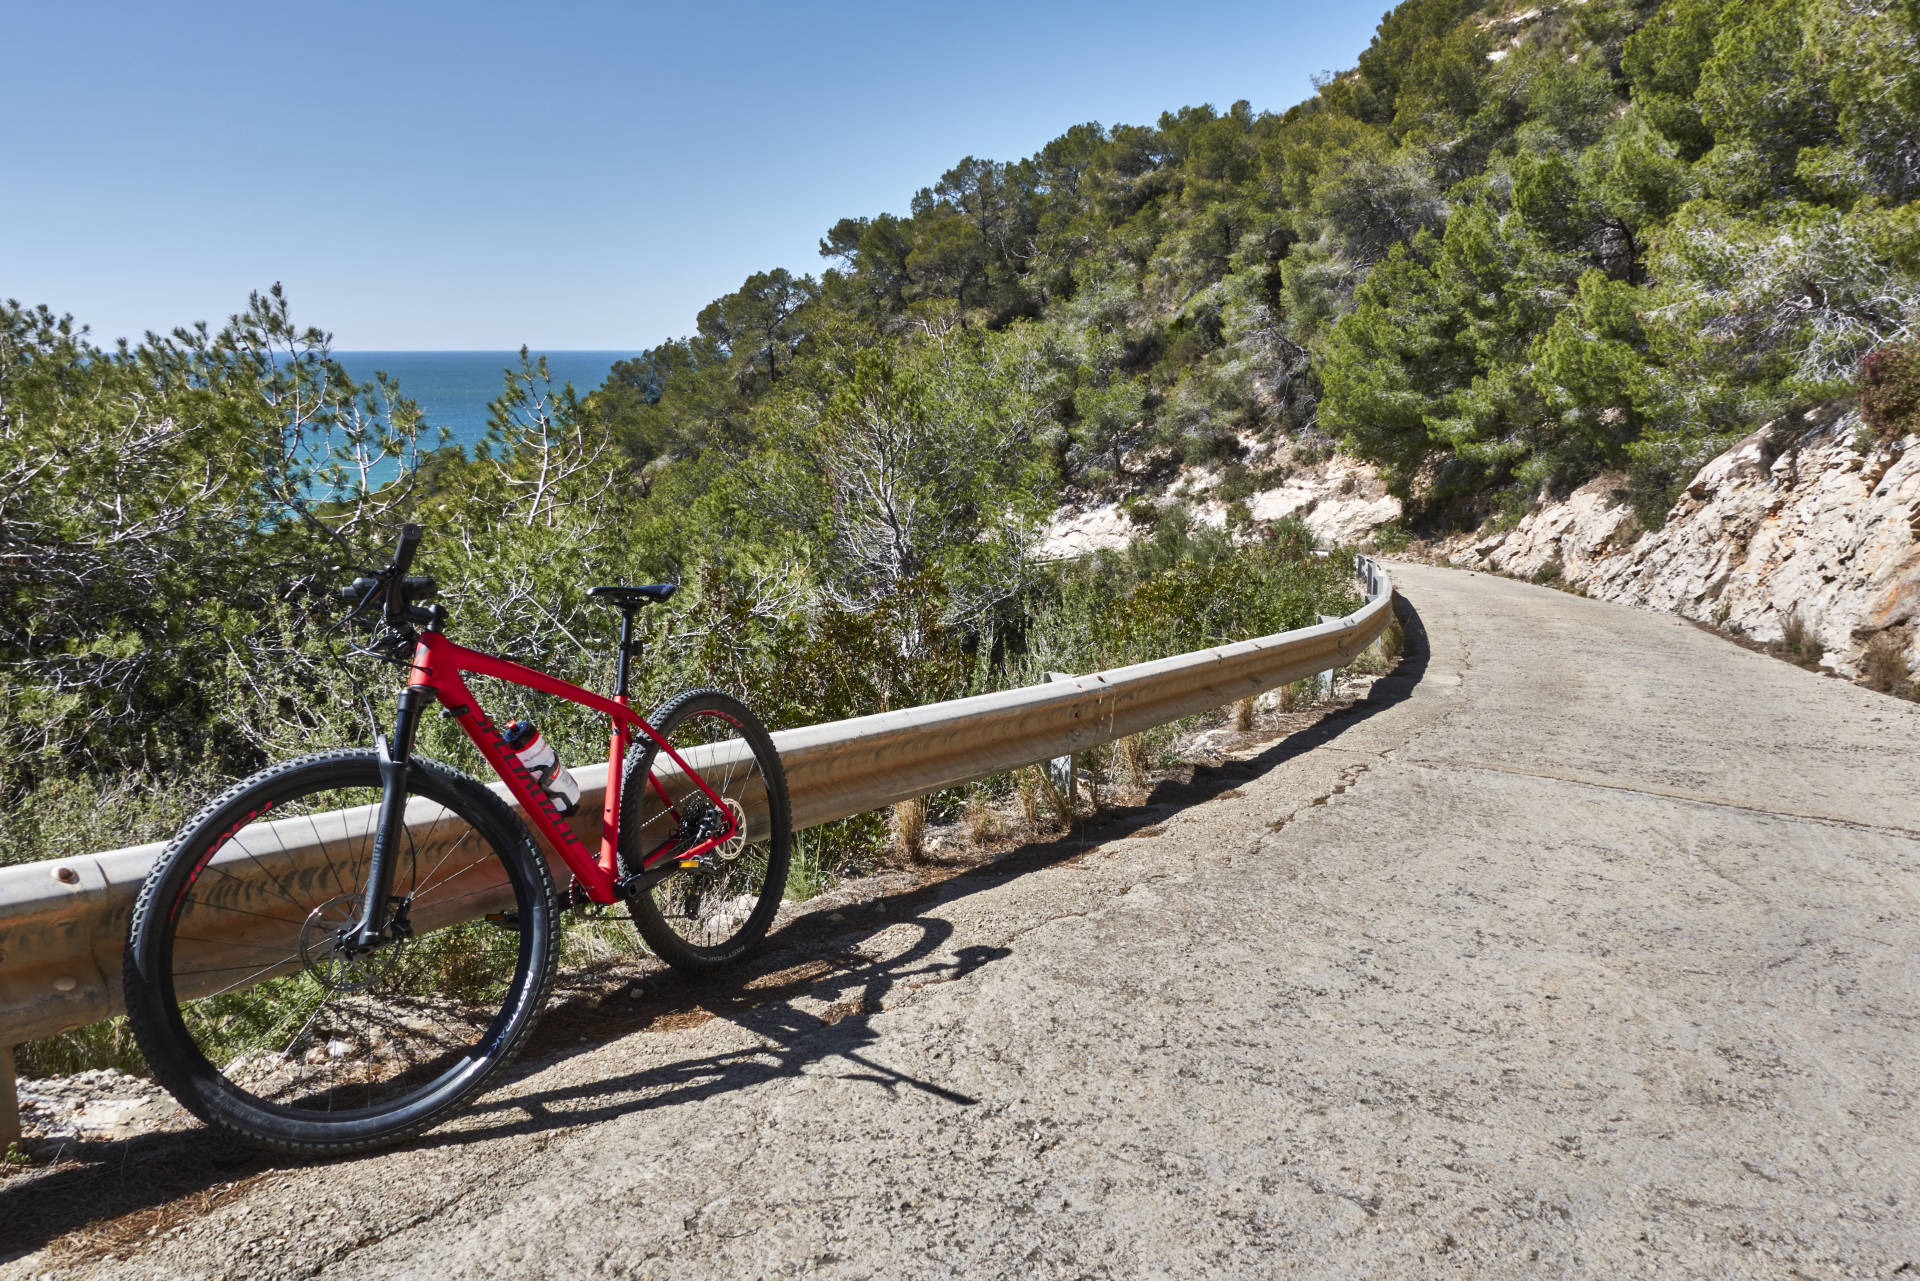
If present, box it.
[123,749,557,1155]
[620,688,791,975]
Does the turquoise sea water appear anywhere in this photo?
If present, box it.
[330,351,643,455]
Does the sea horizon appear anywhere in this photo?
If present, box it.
[328,349,645,453]
[332,348,641,354]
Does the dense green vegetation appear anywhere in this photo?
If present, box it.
[594,0,1917,534]
[0,289,1358,879]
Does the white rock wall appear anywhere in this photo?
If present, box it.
[1038,444,1403,560]
[1449,412,1920,676]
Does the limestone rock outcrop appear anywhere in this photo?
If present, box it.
[1038,441,1403,560]
[1448,410,1920,677]
[1037,410,1917,684]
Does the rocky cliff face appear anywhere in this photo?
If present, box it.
[1038,439,1403,560]
[1039,410,1920,685]
[1446,410,1920,679]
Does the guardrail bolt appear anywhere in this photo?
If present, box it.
[51,866,77,884]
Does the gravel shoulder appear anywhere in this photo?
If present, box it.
[6,563,1917,1279]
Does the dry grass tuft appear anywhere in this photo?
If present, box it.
[1349,615,1408,677]
[1779,607,1824,665]
[1233,696,1255,732]
[890,796,928,862]
[1280,675,1323,710]
[1862,632,1912,694]
[1114,734,1148,790]
[1015,768,1043,829]
[964,794,1003,845]
[1035,766,1073,826]
[1380,616,1406,663]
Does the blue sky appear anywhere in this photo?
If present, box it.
[3,2,1384,350]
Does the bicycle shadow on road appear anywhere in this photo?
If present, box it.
[431,923,1006,1147]
[0,594,1429,1262]
[427,592,1432,1149]
[0,907,1011,1265]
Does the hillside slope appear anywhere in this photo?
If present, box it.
[591,0,1920,597]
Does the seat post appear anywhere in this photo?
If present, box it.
[614,606,641,700]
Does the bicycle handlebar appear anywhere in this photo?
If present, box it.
[337,525,439,630]
[338,575,436,605]
[391,524,423,578]
[383,524,425,624]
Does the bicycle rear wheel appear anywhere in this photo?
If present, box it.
[620,688,791,975]
[123,749,557,1155]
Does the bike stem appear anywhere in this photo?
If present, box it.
[354,684,431,948]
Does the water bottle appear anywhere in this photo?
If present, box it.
[502,720,581,816]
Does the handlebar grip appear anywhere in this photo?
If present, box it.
[391,524,424,577]
[385,525,425,624]
[338,576,382,603]
[402,575,437,601]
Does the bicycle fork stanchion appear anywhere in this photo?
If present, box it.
[356,684,431,949]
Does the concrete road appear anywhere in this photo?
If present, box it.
[6,563,1918,1278]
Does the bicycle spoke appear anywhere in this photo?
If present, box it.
[224,833,313,915]
[172,935,309,956]
[174,961,303,994]
[622,693,789,968]
[277,989,338,1060]
[176,884,305,928]
[306,813,351,901]
[409,828,478,903]
[410,847,494,906]
[403,803,453,896]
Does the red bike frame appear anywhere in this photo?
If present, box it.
[404,629,737,904]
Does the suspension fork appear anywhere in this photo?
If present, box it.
[353,683,432,949]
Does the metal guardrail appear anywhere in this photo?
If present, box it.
[0,557,1393,1137]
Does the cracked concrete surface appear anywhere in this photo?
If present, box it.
[5,563,1918,1278]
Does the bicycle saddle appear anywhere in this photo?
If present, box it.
[588,583,677,607]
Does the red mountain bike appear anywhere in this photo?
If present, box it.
[123,524,791,1155]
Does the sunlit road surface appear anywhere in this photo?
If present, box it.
[8,562,1917,1280]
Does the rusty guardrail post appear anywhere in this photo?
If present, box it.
[1,1045,17,1149]
[1045,671,1078,808]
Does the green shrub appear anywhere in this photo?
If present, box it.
[1370,522,1413,553]
[1858,341,1920,445]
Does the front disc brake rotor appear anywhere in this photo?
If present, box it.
[298,893,405,993]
